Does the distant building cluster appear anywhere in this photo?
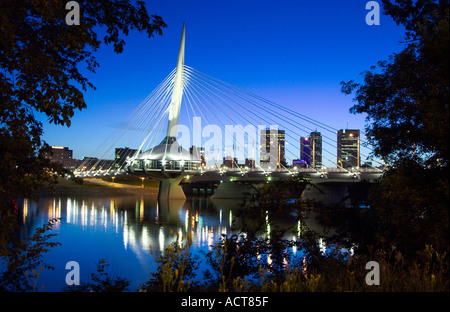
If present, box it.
[48,128,367,172]
[46,146,82,169]
[293,129,364,169]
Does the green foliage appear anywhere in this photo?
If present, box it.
[0,218,61,291]
[143,175,448,292]
[139,231,199,292]
[203,234,259,291]
[369,159,449,257]
[149,229,449,292]
[340,0,449,262]
[64,258,130,292]
[70,176,84,185]
[237,176,313,234]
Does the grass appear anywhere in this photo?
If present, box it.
[142,232,449,292]
[33,176,159,197]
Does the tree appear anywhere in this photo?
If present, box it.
[0,219,60,291]
[0,0,166,255]
[341,0,449,256]
[341,0,449,166]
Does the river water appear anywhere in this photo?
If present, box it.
[16,194,327,291]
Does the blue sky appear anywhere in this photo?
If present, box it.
[38,0,406,160]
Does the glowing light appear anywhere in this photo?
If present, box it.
[110,200,115,221]
[23,198,28,223]
[292,235,297,254]
[140,197,144,222]
[159,227,165,253]
[319,237,326,255]
[141,226,149,249]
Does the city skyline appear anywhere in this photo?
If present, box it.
[52,126,369,171]
[35,1,406,161]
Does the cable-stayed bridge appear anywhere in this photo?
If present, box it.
[74,24,384,204]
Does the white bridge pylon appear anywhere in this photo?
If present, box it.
[128,23,201,200]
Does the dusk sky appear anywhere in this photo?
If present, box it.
[37,0,406,161]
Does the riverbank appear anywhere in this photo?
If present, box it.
[33,177,159,197]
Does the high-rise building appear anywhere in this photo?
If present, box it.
[47,146,79,168]
[300,136,311,165]
[337,129,360,168]
[49,146,72,163]
[300,132,322,169]
[260,128,286,168]
[115,147,138,169]
[309,131,322,169]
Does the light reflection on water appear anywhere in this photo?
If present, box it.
[17,195,246,291]
[17,195,326,291]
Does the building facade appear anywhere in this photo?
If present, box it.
[46,146,82,169]
[300,131,322,169]
[337,129,360,168]
[49,146,72,163]
[260,128,286,168]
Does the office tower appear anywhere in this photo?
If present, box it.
[300,131,322,169]
[337,129,360,168]
[260,128,286,168]
[309,131,322,169]
[48,146,73,164]
[300,136,311,166]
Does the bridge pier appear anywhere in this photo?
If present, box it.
[211,181,258,199]
[158,177,186,200]
[302,183,351,207]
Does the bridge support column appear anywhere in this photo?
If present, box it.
[302,183,351,207]
[212,182,257,199]
[158,177,186,200]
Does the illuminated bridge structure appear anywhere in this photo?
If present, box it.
[75,23,384,204]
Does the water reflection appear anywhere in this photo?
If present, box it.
[17,194,331,291]
[20,196,243,261]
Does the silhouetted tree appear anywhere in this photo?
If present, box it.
[341,0,449,256]
[0,0,166,254]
